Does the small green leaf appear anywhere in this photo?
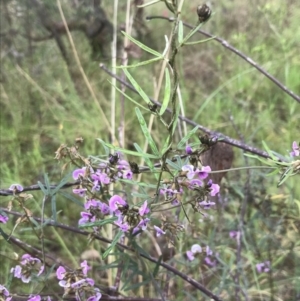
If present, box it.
[177,126,199,149]
[171,102,181,136]
[117,56,162,69]
[109,80,147,110]
[102,231,123,259]
[51,172,72,195]
[161,135,172,155]
[51,194,57,222]
[79,217,118,228]
[135,108,160,156]
[59,191,84,207]
[97,139,159,159]
[277,166,294,187]
[122,31,161,57]
[37,181,48,195]
[159,68,171,115]
[184,36,216,46]
[122,69,150,105]
[178,20,183,44]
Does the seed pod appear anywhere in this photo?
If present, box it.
[197,4,212,23]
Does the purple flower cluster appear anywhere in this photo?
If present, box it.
[72,154,133,196]
[109,196,150,234]
[256,261,271,273]
[11,254,44,283]
[56,260,102,301]
[186,244,217,267]
[78,199,110,225]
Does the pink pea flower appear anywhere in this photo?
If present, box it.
[9,184,23,191]
[256,261,270,273]
[290,141,300,157]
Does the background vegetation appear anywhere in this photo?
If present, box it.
[0,0,299,300]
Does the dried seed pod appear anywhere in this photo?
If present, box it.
[197,4,212,23]
[200,142,234,185]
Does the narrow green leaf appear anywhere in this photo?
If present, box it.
[178,20,183,44]
[79,217,118,228]
[102,231,123,259]
[97,139,159,159]
[51,172,72,195]
[136,0,161,8]
[122,31,161,57]
[171,102,181,136]
[44,173,51,194]
[135,107,160,156]
[262,141,277,160]
[119,179,158,189]
[109,81,148,110]
[159,68,171,115]
[37,181,48,195]
[117,56,162,69]
[122,69,150,105]
[58,191,84,207]
[277,166,294,187]
[161,135,172,155]
[166,158,180,170]
[177,126,199,149]
[184,36,216,46]
[51,194,57,222]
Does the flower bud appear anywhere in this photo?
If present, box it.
[197,4,212,23]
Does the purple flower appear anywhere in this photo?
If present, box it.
[185,145,193,155]
[256,261,270,273]
[137,218,150,231]
[197,166,211,180]
[229,231,240,239]
[109,195,127,213]
[87,288,102,301]
[139,200,150,216]
[56,266,66,280]
[72,167,87,180]
[290,141,300,157]
[207,180,220,196]
[20,254,41,265]
[9,184,23,191]
[0,284,12,301]
[123,170,133,180]
[11,266,30,283]
[182,165,196,179]
[199,200,215,209]
[191,244,202,254]
[78,212,94,225]
[204,256,217,267]
[117,159,130,170]
[114,217,130,232]
[71,278,94,288]
[186,244,202,261]
[81,260,91,276]
[0,213,8,224]
[27,295,41,301]
[85,199,100,210]
[154,225,165,237]
[73,188,87,197]
[99,203,110,215]
[189,179,203,189]
[186,250,195,261]
[206,246,213,256]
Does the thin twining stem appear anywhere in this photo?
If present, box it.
[2,208,223,301]
[146,15,300,104]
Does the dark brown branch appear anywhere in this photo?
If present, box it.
[1,208,223,301]
[146,16,300,104]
